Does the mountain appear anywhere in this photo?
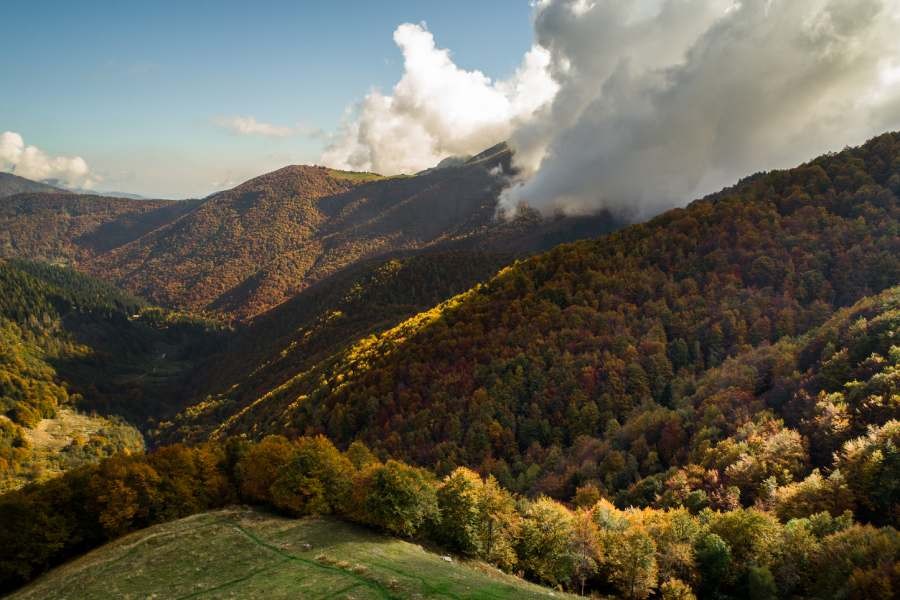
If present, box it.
[85,150,617,319]
[165,132,900,503]
[68,189,147,200]
[0,173,64,198]
[8,509,568,600]
[0,193,193,264]
[0,146,618,321]
[168,251,524,440]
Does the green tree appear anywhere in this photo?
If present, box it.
[269,435,355,516]
[518,497,576,588]
[435,467,484,555]
[359,459,437,537]
[601,524,658,600]
[695,533,731,597]
[235,435,296,505]
[477,474,520,570]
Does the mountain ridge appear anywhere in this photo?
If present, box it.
[1,149,621,320]
[0,173,65,198]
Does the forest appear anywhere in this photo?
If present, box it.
[166,133,900,506]
[1,433,896,598]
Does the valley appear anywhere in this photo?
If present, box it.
[0,133,898,599]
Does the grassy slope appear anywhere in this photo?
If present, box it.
[11,508,570,600]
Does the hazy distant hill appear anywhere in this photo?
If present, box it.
[0,193,191,264]
[0,173,64,198]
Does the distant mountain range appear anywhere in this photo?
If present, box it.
[0,145,619,320]
[0,172,149,200]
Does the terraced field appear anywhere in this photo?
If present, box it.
[11,509,570,599]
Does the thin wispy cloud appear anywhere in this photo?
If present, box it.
[215,115,323,139]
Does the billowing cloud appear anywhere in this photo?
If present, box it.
[0,131,97,188]
[216,116,323,138]
[501,0,900,219]
[321,23,558,174]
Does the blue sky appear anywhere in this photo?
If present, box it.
[1,1,535,197]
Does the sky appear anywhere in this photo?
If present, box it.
[3,1,900,216]
[0,0,535,198]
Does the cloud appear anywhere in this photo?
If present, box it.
[0,131,97,188]
[321,23,558,174]
[501,0,900,219]
[216,115,323,138]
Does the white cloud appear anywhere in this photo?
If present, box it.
[0,131,97,189]
[501,0,900,219]
[216,115,323,138]
[321,23,558,175]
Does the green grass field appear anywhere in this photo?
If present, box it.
[11,508,572,599]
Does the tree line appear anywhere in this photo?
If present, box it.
[1,433,896,598]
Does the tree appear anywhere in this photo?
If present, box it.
[570,508,600,595]
[573,483,602,508]
[477,474,520,570]
[659,578,697,600]
[359,460,437,537]
[746,566,777,600]
[269,435,355,516]
[436,467,483,555]
[87,455,161,536]
[772,469,854,521]
[518,497,576,588]
[695,533,731,597]
[601,524,658,600]
[235,435,296,505]
[834,420,900,526]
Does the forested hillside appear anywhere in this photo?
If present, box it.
[0,173,63,198]
[172,251,519,436]
[0,193,189,264]
[169,133,899,506]
[0,259,224,490]
[1,149,618,321]
[88,153,618,319]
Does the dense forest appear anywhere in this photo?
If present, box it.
[2,433,896,598]
[0,194,184,264]
[164,133,899,505]
[0,259,224,490]
[174,250,524,438]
